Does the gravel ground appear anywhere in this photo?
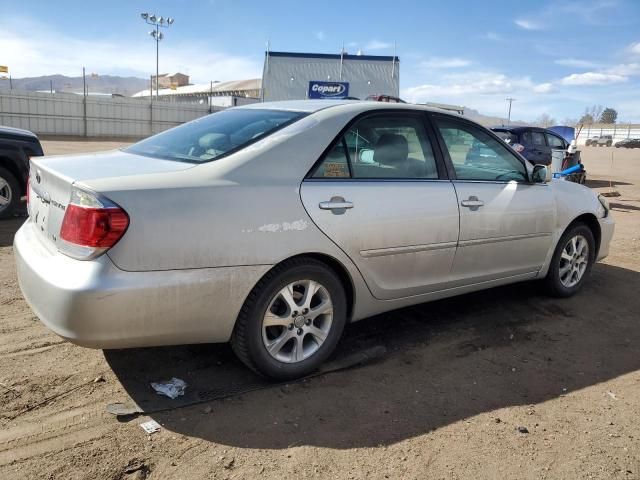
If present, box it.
[1,142,639,479]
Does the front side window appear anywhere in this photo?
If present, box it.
[126,109,305,163]
[546,133,565,149]
[435,117,528,182]
[312,114,439,179]
[532,131,547,147]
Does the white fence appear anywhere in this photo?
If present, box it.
[0,89,215,138]
[576,124,640,145]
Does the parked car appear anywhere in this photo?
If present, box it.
[365,94,406,103]
[615,138,640,148]
[585,135,613,147]
[491,126,569,166]
[15,101,614,380]
[0,126,44,219]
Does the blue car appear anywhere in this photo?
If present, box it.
[491,126,569,166]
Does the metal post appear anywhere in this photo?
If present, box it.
[150,75,153,135]
[209,81,213,114]
[506,97,515,126]
[83,67,87,137]
[156,24,160,100]
[50,79,53,94]
[9,75,12,90]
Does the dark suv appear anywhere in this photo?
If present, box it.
[0,126,44,218]
[491,126,568,166]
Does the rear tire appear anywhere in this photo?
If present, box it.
[231,257,347,381]
[0,167,21,220]
[545,223,595,298]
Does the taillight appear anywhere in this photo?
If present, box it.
[59,187,129,260]
[511,143,525,153]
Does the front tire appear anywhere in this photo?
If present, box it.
[0,167,21,220]
[231,258,347,381]
[545,223,595,298]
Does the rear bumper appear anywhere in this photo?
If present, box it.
[14,221,270,349]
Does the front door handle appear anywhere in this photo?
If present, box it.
[319,196,353,214]
[460,196,484,211]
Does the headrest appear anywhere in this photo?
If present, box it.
[373,134,408,166]
[199,133,230,150]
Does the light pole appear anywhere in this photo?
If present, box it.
[506,97,516,126]
[140,13,174,100]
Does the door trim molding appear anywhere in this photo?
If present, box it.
[360,241,457,258]
[458,232,551,247]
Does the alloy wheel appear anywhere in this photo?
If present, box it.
[0,177,12,213]
[261,279,333,363]
[559,234,589,288]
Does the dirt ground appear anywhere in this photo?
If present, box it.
[1,142,639,480]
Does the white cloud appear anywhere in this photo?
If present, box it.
[365,40,392,51]
[315,31,325,41]
[560,72,628,85]
[629,42,640,55]
[606,63,640,76]
[554,58,600,68]
[420,57,471,69]
[515,19,542,30]
[403,72,536,100]
[533,82,554,93]
[0,17,261,83]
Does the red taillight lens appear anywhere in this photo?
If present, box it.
[60,204,129,248]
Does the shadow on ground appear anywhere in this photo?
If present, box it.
[0,218,25,248]
[105,263,640,449]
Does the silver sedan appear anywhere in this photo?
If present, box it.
[14,101,614,380]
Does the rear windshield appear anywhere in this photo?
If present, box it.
[492,130,518,144]
[125,108,306,163]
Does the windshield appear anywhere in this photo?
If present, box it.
[125,108,306,163]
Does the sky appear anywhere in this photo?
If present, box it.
[1,0,640,122]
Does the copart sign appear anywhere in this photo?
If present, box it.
[308,81,350,99]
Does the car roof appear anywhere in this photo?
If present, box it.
[0,125,38,138]
[236,99,460,116]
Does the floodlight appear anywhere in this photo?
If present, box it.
[141,12,148,20]
[167,18,174,25]
[149,14,157,22]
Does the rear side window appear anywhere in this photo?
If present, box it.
[312,114,439,179]
[125,109,305,163]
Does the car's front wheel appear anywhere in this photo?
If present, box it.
[545,223,595,297]
[231,258,347,381]
[0,166,21,219]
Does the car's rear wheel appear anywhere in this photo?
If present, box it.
[545,223,595,297]
[0,167,21,220]
[231,258,347,381]
[606,141,612,147]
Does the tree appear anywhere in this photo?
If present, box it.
[578,113,594,124]
[599,108,618,124]
[534,113,556,128]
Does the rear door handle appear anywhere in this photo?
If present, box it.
[319,196,353,212]
[460,196,484,211]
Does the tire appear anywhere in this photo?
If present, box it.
[231,257,347,381]
[0,166,21,220]
[545,223,596,298]
[606,141,612,147]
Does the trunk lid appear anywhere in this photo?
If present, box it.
[28,150,194,250]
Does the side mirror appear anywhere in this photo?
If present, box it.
[531,164,550,183]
